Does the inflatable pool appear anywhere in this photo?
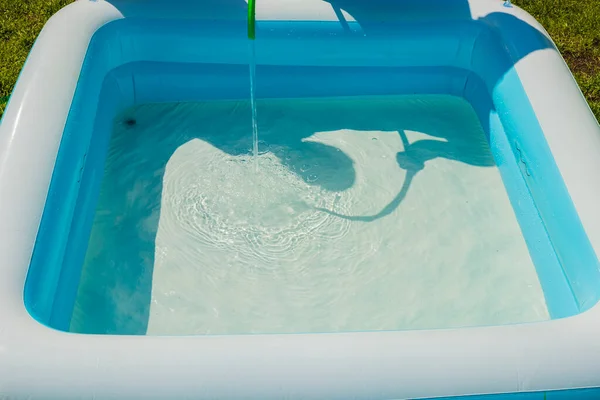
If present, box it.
[2,0,600,398]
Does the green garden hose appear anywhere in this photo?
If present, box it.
[248,0,256,39]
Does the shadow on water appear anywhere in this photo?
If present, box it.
[74,0,555,334]
[314,0,554,221]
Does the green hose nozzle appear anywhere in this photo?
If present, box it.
[248,0,256,39]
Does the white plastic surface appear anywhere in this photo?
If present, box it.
[1,0,600,399]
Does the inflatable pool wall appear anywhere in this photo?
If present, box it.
[1,0,600,399]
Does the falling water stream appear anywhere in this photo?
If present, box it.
[249,41,259,170]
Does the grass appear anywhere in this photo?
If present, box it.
[0,0,74,117]
[0,0,598,121]
[514,0,600,119]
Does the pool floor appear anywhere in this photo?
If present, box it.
[70,94,549,335]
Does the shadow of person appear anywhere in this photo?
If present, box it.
[314,120,496,222]
[313,0,555,222]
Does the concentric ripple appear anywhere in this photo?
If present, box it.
[162,144,351,267]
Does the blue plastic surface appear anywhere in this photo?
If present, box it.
[24,16,600,332]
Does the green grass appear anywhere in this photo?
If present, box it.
[0,0,599,121]
[0,0,74,117]
[514,0,600,119]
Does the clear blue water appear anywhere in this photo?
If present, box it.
[69,94,549,335]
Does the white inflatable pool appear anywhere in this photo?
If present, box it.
[1,0,600,398]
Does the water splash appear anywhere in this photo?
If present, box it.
[249,41,259,170]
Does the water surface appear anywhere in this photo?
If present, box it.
[70,95,549,335]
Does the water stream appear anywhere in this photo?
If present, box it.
[249,41,259,170]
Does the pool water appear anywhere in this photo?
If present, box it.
[69,94,549,335]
